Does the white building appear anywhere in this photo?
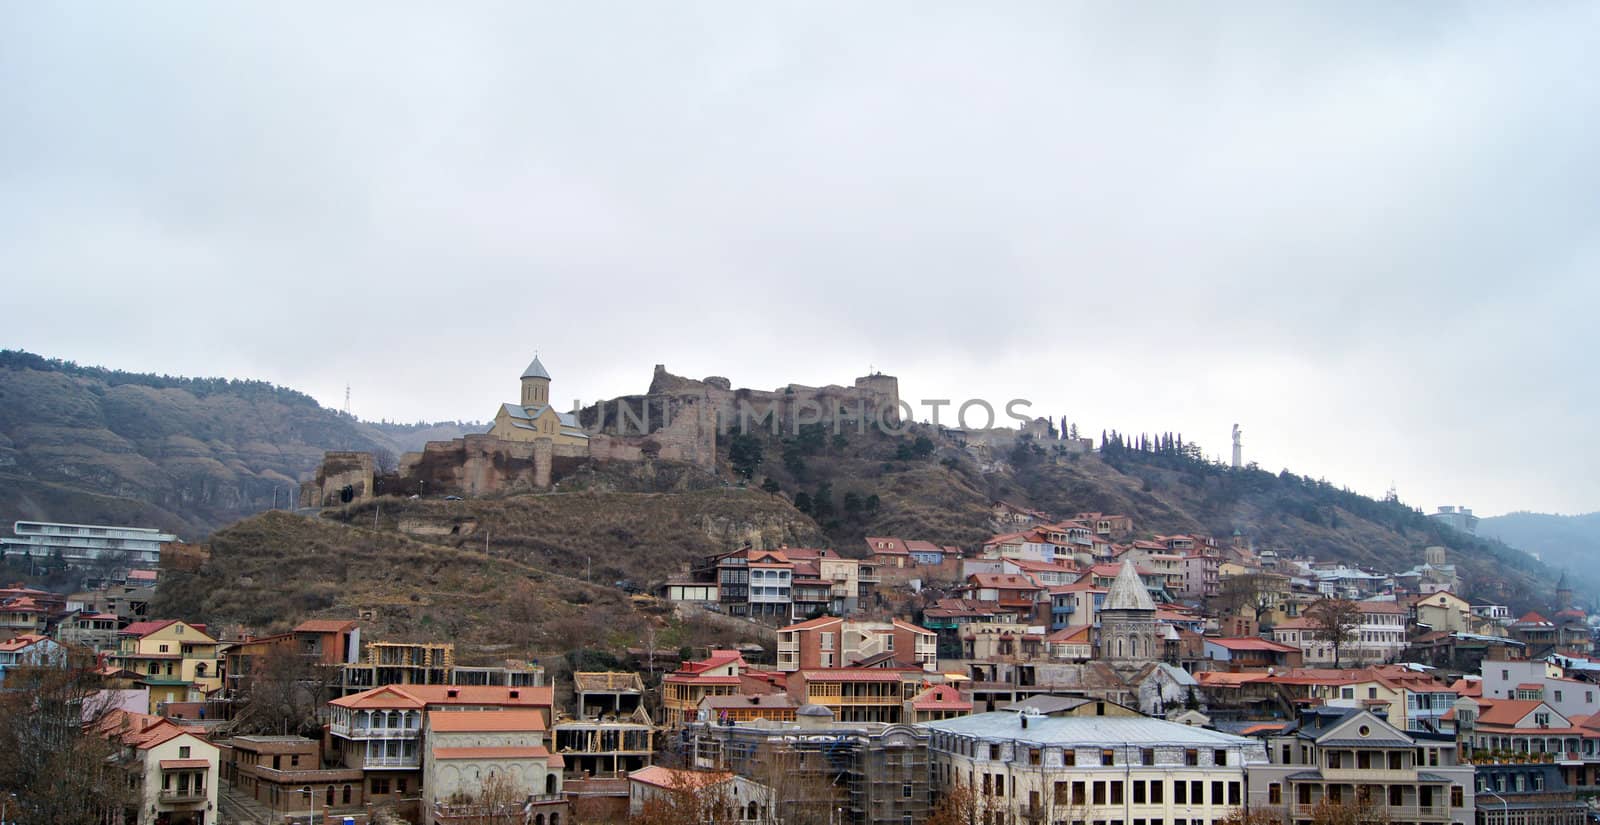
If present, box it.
[2,520,176,569]
[95,710,219,825]
[1350,600,1409,664]
[921,711,1267,824]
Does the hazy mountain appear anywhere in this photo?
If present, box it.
[0,350,477,537]
[1478,511,1600,604]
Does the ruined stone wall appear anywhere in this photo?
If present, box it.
[315,451,376,507]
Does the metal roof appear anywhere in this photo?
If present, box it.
[920,711,1256,748]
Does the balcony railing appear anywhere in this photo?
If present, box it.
[1293,804,1448,820]
[159,788,208,803]
[364,755,421,768]
[329,723,420,739]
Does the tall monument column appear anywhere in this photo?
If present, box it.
[1231,424,1242,469]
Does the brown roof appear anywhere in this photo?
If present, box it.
[629,766,732,790]
[293,619,358,633]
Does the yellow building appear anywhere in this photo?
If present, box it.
[486,355,591,446]
[111,619,222,711]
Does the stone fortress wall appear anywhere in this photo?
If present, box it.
[305,364,900,506]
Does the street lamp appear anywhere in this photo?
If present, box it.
[301,784,316,825]
[1481,785,1509,825]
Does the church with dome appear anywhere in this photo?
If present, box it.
[486,355,590,446]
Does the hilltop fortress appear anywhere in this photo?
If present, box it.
[305,358,901,506]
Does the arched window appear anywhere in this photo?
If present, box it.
[748,801,760,821]
[546,773,558,795]
[343,785,352,804]
[551,814,560,825]
[326,785,334,807]
[1117,639,1124,658]
[535,816,546,825]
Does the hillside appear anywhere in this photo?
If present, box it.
[0,351,476,536]
[152,503,786,662]
[720,424,1564,610]
[1479,511,1600,605]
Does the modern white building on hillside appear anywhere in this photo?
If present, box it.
[2,520,176,569]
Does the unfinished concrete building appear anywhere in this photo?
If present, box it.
[553,672,654,778]
[685,706,929,825]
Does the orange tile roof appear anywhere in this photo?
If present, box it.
[329,685,426,709]
[1476,700,1548,727]
[629,766,732,790]
[428,710,547,733]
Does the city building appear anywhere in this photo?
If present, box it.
[1247,707,1474,825]
[423,709,566,825]
[1472,763,1587,825]
[2,520,178,571]
[110,619,221,711]
[775,616,937,671]
[662,650,747,728]
[324,683,555,810]
[923,709,1266,825]
[552,671,654,778]
[687,707,930,825]
[0,633,65,685]
[94,709,220,825]
[219,735,365,818]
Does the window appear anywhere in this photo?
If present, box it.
[1071,782,1086,806]
[1555,690,1564,703]
[178,746,190,759]
[1213,749,1226,766]
[372,777,391,795]
[290,754,300,767]
[1093,783,1106,805]
[1228,782,1240,806]
[1064,750,1076,766]
[1173,782,1187,805]
[1150,781,1163,804]
[1341,687,1354,699]
[159,644,169,653]
[1451,786,1464,807]
[903,783,913,799]
[1269,784,1282,805]
[1134,781,1146,804]
[1191,782,1203,804]
[1029,748,1041,766]
[990,744,1001,761]
[1184,749,1199,766]
[1141,748,1155,766]
[1368,687,1378,699]
[1535,713,1551,726]
[1110,782,1123,805]
[1533,773,1545,791]
[1211,782,1223,807]
[1389,752,1403,770]
[1102,749,1115,766]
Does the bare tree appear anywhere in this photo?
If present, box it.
[229,642,339,737]
[629,769,738,825]
[1306,598,1362,668]
[0,650,136,825]
[1218,809,1287,825]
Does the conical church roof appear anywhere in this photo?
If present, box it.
[1103,559,1155,612]
[521,355,551,380]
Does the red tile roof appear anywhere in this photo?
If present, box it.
[912,684,972,711]
[1207,637,1300,653]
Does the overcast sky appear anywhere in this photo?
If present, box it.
[3,3,1597,517]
